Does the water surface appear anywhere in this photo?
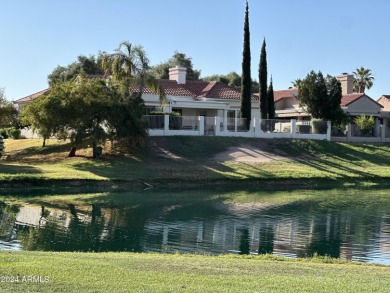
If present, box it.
[0,187,389,264]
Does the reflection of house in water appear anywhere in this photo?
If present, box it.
[16,205,71,228]
[379,215,390,253]
[0,201,388,263]
[142,210,383,262]
[144,217,287,255]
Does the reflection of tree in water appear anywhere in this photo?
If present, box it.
[239,228,250,255]
[303,212,341,258]
[16,203,150,252]
[0,202,20,241]
[1,190,389,261]
[258,225,274,255]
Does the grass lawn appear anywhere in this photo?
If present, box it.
[1,137,390,188]
[0,251,389,292]
[1,138,390,292]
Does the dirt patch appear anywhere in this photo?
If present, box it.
[213,144,284,163]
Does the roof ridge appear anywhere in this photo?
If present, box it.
[14,88,50,103]
[197,81,218,98]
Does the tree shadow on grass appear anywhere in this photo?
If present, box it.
[7,142,74,164]
[284,141,390,181]
[70,156,153,181]
[0,164,43,176]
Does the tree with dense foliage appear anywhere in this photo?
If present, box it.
[101,41,165,106]
[203,72,239,88]
[22,41,160,157]
[297,71,347,124]
[0,88,18,128]
[259,38,268,119]
[48,55,104,86]
[21,78,147,157]
[353,67,374,93]
[267,76,275,119]
[202,72,259,94]
[240,0,252,129]
[151,51,201,81]
[19,93,57,147]
[291,79,302,88]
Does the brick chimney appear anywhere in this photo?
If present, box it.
[169,67,187,84]
[337,73,354,95]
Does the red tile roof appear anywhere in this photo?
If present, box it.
[340,93,364,107]
[144,80,259,100]
[273,89,298,102]
[14,89,49,104]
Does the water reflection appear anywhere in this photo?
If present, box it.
[0,189,390,264]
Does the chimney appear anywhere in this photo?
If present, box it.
[337,73,354,95]
[169,67,187,84]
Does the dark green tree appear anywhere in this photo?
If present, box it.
[21,77,147,157]
[0,88,18,128]
[259,38,268,119]
[48,55,104,86]
[203,72,259,94]
[240,0,252,129]
[19,93,59,147]
[151,51,201,81]
[21,79,122,156]
[267,76,275,119]
[297,71,347,124]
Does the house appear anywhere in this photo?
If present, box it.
[14,68,260,132]
[273,88,309,120]
[13,88,50,109]
[377,95,390,119]
[273,73,384,121]
[337,73,383,118]
[142,67,260,132]
[14,67,331,140]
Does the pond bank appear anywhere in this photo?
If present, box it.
[2,138,390,189]
[1,177,390,193]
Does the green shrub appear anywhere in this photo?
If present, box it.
[0,129,8,139]
[354,115,374,136]
[7,127,21,139]
[311,119,328,134]
[297,125,311,134]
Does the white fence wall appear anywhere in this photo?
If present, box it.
[145,115,331,141]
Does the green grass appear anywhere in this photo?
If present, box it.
[1,139,390,292]
[1,137,390,188]
[0,251,389,292]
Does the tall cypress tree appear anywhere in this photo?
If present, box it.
[259,38,268,119]
[267,76,275,119]
[240,0,252,130]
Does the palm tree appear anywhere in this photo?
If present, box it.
[101,41,166,105]
[353,67,374,93]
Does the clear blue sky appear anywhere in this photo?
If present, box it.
[1,0,389,101]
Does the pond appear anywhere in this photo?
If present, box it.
[0,187,389,264]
